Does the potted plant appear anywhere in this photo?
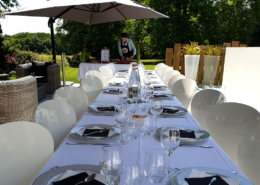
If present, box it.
[202,46,222,87]
[182,43,201,81]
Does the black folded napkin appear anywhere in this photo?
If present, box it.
[97,107,115,111]
[53,172,105,185]
[154,94,168,97]
[83,129,109,137]
[119,70,128,72]
[153,86,162,89]
[185,176,228,185]
[109,89,119,92]
[163,108,179,114]
[180,130,196,139]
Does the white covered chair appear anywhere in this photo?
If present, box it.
[168,74,185,93]
[53,86,89,121]
[81,75,103,105]
[190,89,226,129]
[157,65,168,78]
[163,70,180,87]
[155,63,165,73]
[206,103,260,165]
[108,63,116,75]
[237,129,260,184]
[86,70,106,87]
[100,65,113,84]
[172,78,197,111]
[154,63,164,72]
[160,66,173,80]
[0,121,53,185]
[35,100,77,150]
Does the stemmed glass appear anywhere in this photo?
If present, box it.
[144,85,154,103]
[137,97,147,113]
[150,99,163,130]
[125,120,139,140]
[126,99,137,118]
[160,125,180,176]
[118,90,128,108]
[114,108,129,145]
[120,159,142,185]
[139,114,153,136]
[100,145,123,185]
[144,149,167,183]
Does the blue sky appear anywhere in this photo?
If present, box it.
[0,0,58,35]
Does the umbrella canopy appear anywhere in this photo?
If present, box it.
[6,0,168,25]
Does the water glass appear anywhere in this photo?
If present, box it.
[139,114,153,136]
[100,145,123,185]
[145,85,154,101]
[144,149,167,183]
[120,159,142,185]
[126,99,137,116]
[125,120,139,140]
[114,109,129,145]
[118,92,128,107]
[160,125,180,175]
[150,99,163,130]
[137,97,147,113]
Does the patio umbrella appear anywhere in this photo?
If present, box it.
[6,0,168,63]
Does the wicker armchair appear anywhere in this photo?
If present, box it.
[16,62,61,94]
[0,76,38,124]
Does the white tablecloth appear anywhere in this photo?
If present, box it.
[77,63,130,81]
[32,71,246,185]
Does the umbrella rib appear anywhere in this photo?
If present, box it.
[111,3,127,20]
[83,5,94,11]
[73,7,93,13]
[101,3,121,13]
[90,12,93,25]
[54,6,75,20]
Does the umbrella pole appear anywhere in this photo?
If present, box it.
[61,53,66,87]
[48,18,56,64]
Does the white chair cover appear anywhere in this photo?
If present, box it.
[163,70,180,86]
[171,78,197,111]
[168,74,185,93]
[108,63,116,75]
[81,75,103,105]
[86,70,106,87]
[206,103,260,165]
[35,100,76,150]
[54,86,89,121]
[100,66,113,84]
[0,121,53,185]
[238,129,260,184]
[154,63,165,72]
[190,89,226,129]
[155,63,165,73]
[160,66,173,80]
[157,66,168,77]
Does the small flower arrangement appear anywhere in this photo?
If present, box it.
[5,53,18,65]
[182,43,202,55]
[203,46,223,56]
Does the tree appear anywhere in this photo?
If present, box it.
[0,0,19,12]
[0,24,6,72]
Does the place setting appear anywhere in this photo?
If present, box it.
[87,103,121,116]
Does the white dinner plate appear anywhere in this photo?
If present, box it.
[155,125,210,144]
[152,85,167,90]
[47,170,107,185]
[88,104,120,115]
[70,124,120,142]
[159,106,187,117]
[153,93,174,100]
[170,167,253,185]
[103,89,123,94]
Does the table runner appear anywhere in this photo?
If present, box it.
[77,63,130,81]
[32,70,246,185]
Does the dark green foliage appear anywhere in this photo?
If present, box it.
[0,0,19,12]
[0,24,6,73]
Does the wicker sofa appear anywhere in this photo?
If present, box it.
[16,61,61,94]
[0,76,38,124]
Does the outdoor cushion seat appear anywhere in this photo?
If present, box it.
[35,76,48,83]
[32,61,53,77]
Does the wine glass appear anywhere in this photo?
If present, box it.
[144,85,154,103]
[100,145,123,185]
[118,91,128,107]
[150,99,163,130]
[126,99,137,117]
[139,114,153,136]
[160,125,180,176]
[114,108,129,145]
[125,120,139,140]
[137,97,147,113]
[144,149,167,183]
[120,159,142,185]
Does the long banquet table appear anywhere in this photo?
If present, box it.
[32,70,246,184]
[77,62,131,81]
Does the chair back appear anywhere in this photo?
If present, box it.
[54,87,89,121]
[157,65,168,78]
[81,75,103,105]
[238,129,260,184]
[163,70,180,86]
[168,74,185,93]
[160,67,173,80]
[155,63,165,73]
[172,78,197,111]
[35,100,76,150]
[191,89,226,129]
[86,70,106,87]
[0,121,53,185]
[108,63,116,75]
[100,66,113,83]
[206,103,260,164]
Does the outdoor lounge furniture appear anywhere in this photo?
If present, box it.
[16,61,61,93]
[0,76,38,124]
[37,84,46,101]
[0,74,9,80]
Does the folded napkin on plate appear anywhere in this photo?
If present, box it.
[108,89,120,92]
[53,170,104,185]
[183,169,240,185]
[180,130,196,139]
[154,94,168,98]
[153,86,165,89]
[83,129,109,137]
[163,108,179,114]
[97,106,116,111]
